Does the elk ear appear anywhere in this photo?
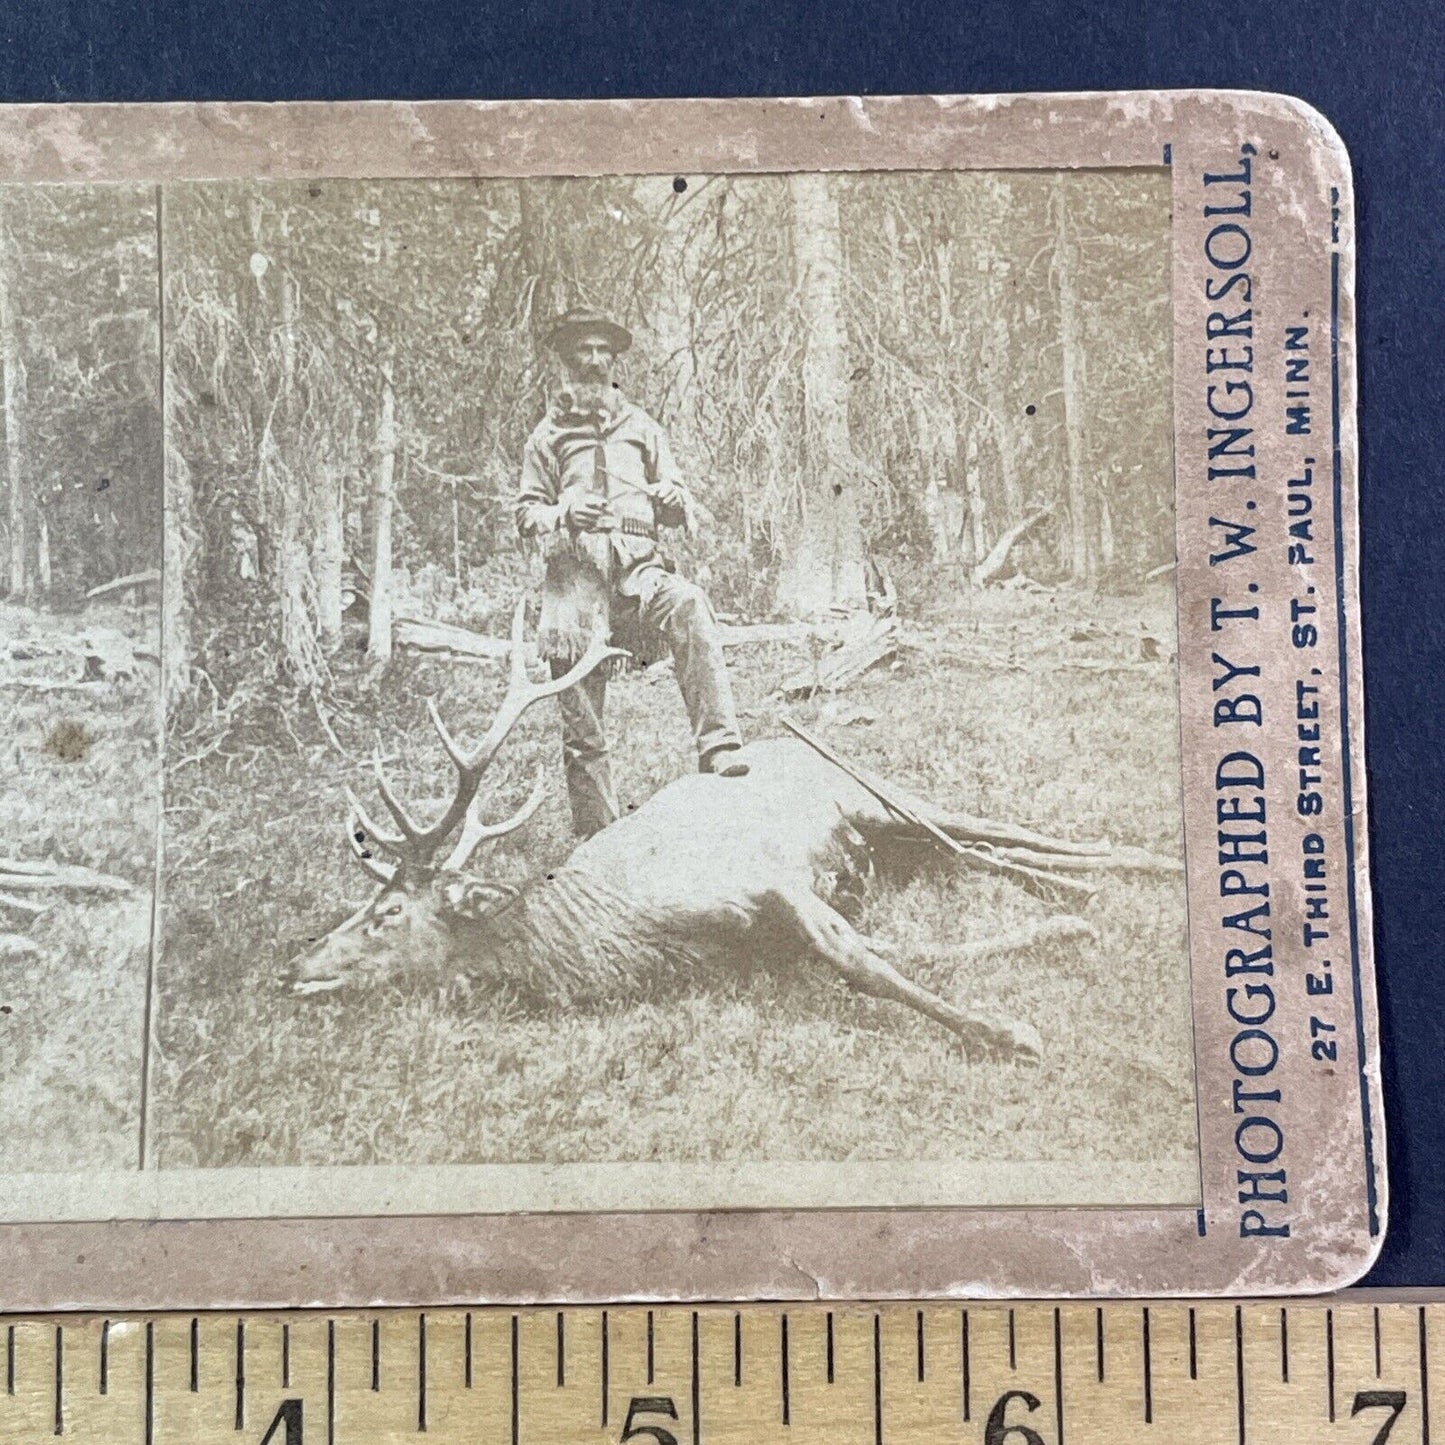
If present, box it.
[441,878,521,921]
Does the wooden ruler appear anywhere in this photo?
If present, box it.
[0,1300,1434,1443]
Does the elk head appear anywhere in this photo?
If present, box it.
[283,602,624,997]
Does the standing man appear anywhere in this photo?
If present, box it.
[516,307,748,838]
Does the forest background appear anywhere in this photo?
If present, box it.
[1,170,1172,666]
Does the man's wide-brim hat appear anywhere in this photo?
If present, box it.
[544,306,632,355]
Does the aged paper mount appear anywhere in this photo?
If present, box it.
[0,91,1380,1307]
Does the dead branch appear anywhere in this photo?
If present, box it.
[85,569,161,601]
[0,678,97,692]
[0,858,138,895]
[0,890,49,916]
[971,506,1053,588]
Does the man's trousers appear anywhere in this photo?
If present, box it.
[549,566,743,837]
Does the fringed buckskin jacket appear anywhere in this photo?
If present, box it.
[515,391,691,667]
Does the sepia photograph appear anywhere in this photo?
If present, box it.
[4,165,1198,1214]
[0,182,162,1176]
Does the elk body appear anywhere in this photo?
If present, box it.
[287,605,1155,1060]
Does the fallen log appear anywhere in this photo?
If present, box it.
[395,617,511,663]
[972,507,1053,588]
[398,615,819,666]
[718,620,816,646]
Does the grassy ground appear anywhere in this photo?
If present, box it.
[0,601,158,1172]
[151,581,1198,1192]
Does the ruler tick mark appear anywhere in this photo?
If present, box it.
[1236,1305,1246,1445]
[962,1310,971,1422]
[556,1311,565,1387]
[326,1320,336,1445]
[53,1323,62,1437]
[7,1323,13,1394]
[371,1318,380,1391]
[734,1311,742,1387]
[144,1322,154,1445]
[1142,1307,1153,1424]
[1326,1308,1336,1422]
[99,1320,109,1396]
[601,1310,610,1427]
[1421,1306,1432,1445]
[466,1312,473,1390]
[781,1314,791,1425]
[691,1312,701,1445]
[1374,1306,1382,1377]
[510,1314,519,1445]
[1054,1308,1065,1445]
[419,1312,429,1433]
[1189,1308,1198,1381]
[648,1310,655,1385]
[873,1314,883,1445]
[916,1310,925,1383]
[235,1318,246,1431]
[189,1318,198,1393]
[1096,1307,1105,1382]
[826,1312,835,1385]
[282,1322,290,1390]
[1281,1307,1289,1384]
[1008,1308,1017,1370]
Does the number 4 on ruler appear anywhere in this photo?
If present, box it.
[255,1399,302,1445]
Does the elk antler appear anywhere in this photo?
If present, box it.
[344,601,626,877]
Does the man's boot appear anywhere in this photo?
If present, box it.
[700,743,750,778]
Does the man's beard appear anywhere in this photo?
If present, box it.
[566,372,613,411]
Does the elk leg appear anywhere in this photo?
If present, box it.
[781,888,1042,1061]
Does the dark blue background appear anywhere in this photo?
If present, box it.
[1,0,1440,1286]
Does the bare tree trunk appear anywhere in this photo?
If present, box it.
[163,447,198,704]
[1054,177,1095,585]
[973,176,1024,531]
[778,173,867,618]
[36,512,50,595]
[961,425,987,566]
[0,204,29,600]
[276,490,320,684]
[914,389,952,563]
[882,205,908,336]
[271,257,327,683]
[367,358,397,662]
[161,185,197,705]
[312,462,344,648]
[936,234,955,340]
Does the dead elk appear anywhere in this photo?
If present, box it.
[284,604,1171,1060]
